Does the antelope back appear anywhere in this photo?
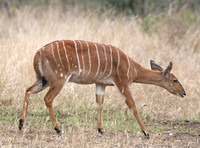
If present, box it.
[36,40,132,84]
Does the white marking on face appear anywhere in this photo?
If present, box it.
[93,43,100,79]
[126,54,130,80]
[96,85,105,95]
[171,83,173,86]
[85,41,91,77]
[73,40,81,76]
[78,40,85,75]
[177,94,183,98]
[62,41,70,71]
[55,70,58,74]
[56,42,65,69]
[51,43,59,66]
[60,73,63,77]
[116,48,121,81]
[104,45,113,79]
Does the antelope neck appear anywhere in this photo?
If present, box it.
[134,62,162,86]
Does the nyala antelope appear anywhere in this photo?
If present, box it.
[19,40,186,138]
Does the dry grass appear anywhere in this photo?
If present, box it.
[0,6,199,147]
[1,125,199,147]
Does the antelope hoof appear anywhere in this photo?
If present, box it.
[19,119,23,131]
[97,128,103,135]
[54,127,61,134]
[142,131,150,139]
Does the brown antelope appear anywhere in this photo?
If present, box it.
[19,40,186,138]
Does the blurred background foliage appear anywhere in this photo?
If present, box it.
[1,0,200,16]
[0,0,200,32]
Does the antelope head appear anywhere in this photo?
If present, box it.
[150,60,186,98]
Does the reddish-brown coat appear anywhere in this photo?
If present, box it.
[19,40,186,138]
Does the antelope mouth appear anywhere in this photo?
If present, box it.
[177,93,185,98]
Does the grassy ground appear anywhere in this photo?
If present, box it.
[0,6,200,147]
[0,102,200,147]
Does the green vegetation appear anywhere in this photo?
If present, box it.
[1,103,199,135]
[3,0,200,17]
[0,104,144,133]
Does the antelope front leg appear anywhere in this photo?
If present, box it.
[113,81,149,138]
[96,84,105,134]
[124,87,149,138]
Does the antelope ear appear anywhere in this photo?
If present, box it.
[163,61,173,77]
[150,60,163,71]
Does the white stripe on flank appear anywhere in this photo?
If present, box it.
[73,40,81,75]
[62,41,70,71]
[116,48,121,81]
[64,74,72,85]
[38,49,44,76]
[46,59,52,71]
[51,43,59,66]
[56,42,65,69]
[85,41,91,77]
[93,43,100,79]
[99,44,107,79]
[104,45,113,79]
[126,54,130,80]
[78,40,85,75]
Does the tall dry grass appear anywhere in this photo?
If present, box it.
[0,6,199,121]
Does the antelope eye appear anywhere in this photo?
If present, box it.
[173,80,178,83]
